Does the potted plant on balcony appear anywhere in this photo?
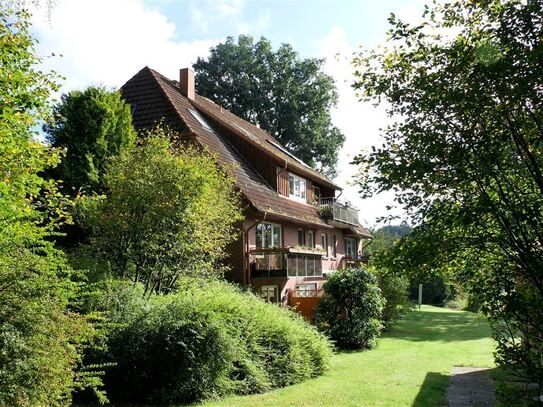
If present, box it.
[318,203,333,219]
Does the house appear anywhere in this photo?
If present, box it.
[121,67,372,320]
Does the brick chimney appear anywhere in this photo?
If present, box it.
[179,68,195,100]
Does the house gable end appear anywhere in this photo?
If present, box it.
[120,67,187,134]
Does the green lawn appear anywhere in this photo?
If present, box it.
[200,305,495,407]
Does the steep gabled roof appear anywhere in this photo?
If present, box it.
[120,66,371,236]
[191,95,339,190]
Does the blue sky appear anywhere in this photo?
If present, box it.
[154,0,424,54]
[30,0,427,226]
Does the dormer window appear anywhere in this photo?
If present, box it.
[288,173,306,202]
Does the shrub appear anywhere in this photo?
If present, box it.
[316,268,384,349]
[373,267,412,329]
[90,279,331,404]
[76,134,243,295]
[409,274,455,306]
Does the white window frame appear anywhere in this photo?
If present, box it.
[295,283,318,298]
[256,222,282,249]
[287,254,323,278]
[345,238,357,258]
[288,172,307,202]
[307,230,314,248]
[321,233,328,257]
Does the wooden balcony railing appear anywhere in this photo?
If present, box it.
[289,288,324,299]
[288,289,324,322]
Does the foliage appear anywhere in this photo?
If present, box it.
[409,274,455,306]
[316,268,384,349]
[193,35,345,176]
[44,86,136,195]
[366,224,412,256]
[352,0,543,388]
[0,7,93,406]
[317,203,333,218]
[206,306,495,407]
[76,133,242,294]
[372,267,412,328]
[85,279,331,405]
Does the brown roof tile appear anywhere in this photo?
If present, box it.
[120,67,370,236]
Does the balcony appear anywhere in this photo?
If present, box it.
[249,248,325,278]
[318,197,359,226]
[341,254,371,269]
[249,249,287,278]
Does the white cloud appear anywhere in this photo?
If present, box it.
[31,0,218,93]
[237,9,270,35]
[189,0,246,33]
[317,26,404,227]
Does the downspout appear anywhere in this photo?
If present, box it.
[362,237,373,263]
[362,237,373,252]
[244,211,267,287]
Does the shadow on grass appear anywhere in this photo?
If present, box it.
[386,309,492,343]
[411,372,449,407]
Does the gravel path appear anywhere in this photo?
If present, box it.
[446,367,494,407]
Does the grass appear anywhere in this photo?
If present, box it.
[198,305,495,407]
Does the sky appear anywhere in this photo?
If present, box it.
[29,0,428,227]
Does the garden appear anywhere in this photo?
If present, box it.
[204,305,495,407]
[1,0,543,406]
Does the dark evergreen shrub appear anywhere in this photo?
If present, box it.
[316,268,384,349]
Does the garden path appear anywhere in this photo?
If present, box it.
[446,367,494,407]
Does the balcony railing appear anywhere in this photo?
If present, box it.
[289,288,324,299]
[318,197,359,226]
[341,254,371,269]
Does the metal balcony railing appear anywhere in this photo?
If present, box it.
[318,197,359,226]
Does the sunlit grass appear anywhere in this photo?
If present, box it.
[198,305,495,407]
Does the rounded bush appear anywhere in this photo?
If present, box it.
[316,268,385,349]
[96,279,331,404]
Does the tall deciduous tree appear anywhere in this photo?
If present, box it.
[77,134,243,295]
[0,7,91,405]
[193,35,345,176]
[353,0,543,389]
[44,86,136,195]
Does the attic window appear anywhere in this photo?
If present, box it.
[288,172,307,202]
[188,108,213,132]
[267,139,311,168]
